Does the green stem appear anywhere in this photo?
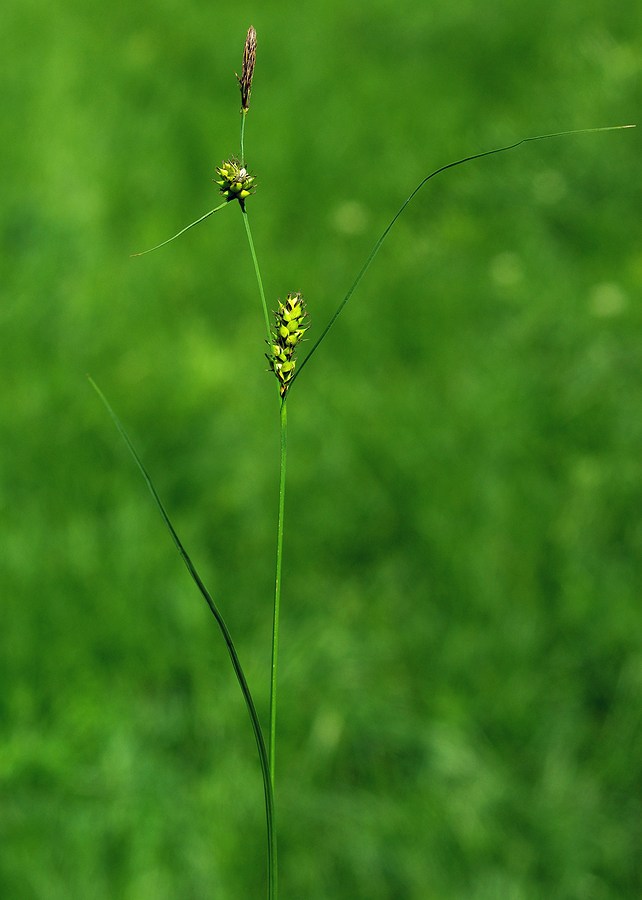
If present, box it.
[270,398,288,784]
[237,104,279,893]
[240,110,247,166]
[241,208,272,346]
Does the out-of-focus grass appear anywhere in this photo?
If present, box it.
[1,0,640,897]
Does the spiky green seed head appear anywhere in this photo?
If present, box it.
[215,159,256,208]
[266,292,309,397]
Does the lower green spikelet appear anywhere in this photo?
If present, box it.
[266,292,309,397]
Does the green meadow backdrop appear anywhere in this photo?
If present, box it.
[1,0,640,897]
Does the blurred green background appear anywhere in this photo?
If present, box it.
[1,0,640,897]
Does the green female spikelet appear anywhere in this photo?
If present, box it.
[215,158,256,208]
[267,292,309,397]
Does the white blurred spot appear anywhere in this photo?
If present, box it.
[309,707,343,754]
[331,200,368,236]
[589,282,627,317]
[532,169,567,204]
[489,251,523,287]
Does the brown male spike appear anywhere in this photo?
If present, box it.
[238,26,257,112]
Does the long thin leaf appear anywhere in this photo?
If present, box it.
[130,201,229,257]
[88,376,276,895]
[293,124,635,382]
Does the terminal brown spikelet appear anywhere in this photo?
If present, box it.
[238,26,257,112]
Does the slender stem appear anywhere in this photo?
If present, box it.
[270,398,288,784]
[238,105,279,897]
[241,208,272,345]
[240,110,247,165]
[236,191,279,895]
[292,124,635,383]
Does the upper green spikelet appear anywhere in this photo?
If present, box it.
[215,158,256,208]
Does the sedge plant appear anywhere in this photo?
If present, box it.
[91,24,635,900]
